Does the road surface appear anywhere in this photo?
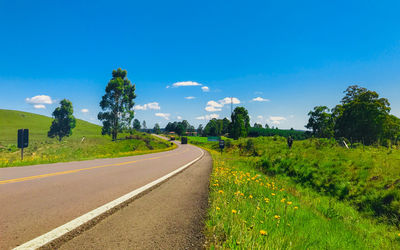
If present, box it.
[0,138,209,249]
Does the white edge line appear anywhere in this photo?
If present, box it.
[14,147,204,250]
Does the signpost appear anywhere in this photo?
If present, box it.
[18,129,29,160]
[219,139,225,154]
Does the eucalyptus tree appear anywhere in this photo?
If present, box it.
[98,68,136,141]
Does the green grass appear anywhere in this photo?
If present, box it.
[192,137,400,249]
[187,136,210,143]
[0,109,175,167]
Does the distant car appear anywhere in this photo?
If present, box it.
[170,136,175,141]
[181,137,188,144]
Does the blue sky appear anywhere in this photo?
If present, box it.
[1,0,399,129]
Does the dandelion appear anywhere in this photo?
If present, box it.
[274,215,281,220]
[280,198,286,203]
[216,207,220,210]
[294,206,298,210]
[257,206,260,210]
[271,193,276,196]
[232,209,237,214]
[287,201,292,205]
[218,190,224,194]
[264,198,270,203]
[260,230,267,235]
[240,193,244,196]
[249,195,253,199]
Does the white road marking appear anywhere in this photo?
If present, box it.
[14,146,204,250]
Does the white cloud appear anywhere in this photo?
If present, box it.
[201,86,210,92]
[204,97,240,113]
[81,109,89,113]
[185,96,196,100]
[207,100,223,108]
[219,97,241,105]
[135,102,161,110]
[205,106,222,112]
[257,115,263,119]
[269,116,286,125]
[155,113,170,120]
[166,85,170,88]
[172,81,202,87]
[196,113,220,120]
[252,97,270,102]
[26,95,54,104]
[177,116,182,120]
[33,104,46,109]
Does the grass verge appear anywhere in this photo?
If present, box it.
[195,141,400,249]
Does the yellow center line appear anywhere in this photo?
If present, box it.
[0,148,191,185]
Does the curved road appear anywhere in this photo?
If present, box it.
[0,139,204,249]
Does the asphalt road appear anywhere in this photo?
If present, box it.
[0,139,206,249]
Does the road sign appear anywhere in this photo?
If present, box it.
[207,136,220,142]
[18,129,29,160]
[219,140,225,149]
[18,129,29,148]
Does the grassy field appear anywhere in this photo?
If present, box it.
[189,137,400,248]
[0,109,175,167]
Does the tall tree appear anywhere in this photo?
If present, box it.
[197,124,203,136]
[334,85,391,145]
[305,106,334,138]
[230,107,250,139]
[253,123,263,128]
[133,119,141,131]
[48,99,76,141]
[153,123,161,134]
[142,120,147,130]
[98,68,136,141]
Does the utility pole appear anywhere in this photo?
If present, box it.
[231,97,233,117]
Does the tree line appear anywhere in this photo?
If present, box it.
[306,85,400,146]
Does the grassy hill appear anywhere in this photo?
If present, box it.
[0,109,101,144]
[0,109,173,167]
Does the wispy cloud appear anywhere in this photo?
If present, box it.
[219,97,240,105]
[33,104,46,109]
[196,113,220,120]
[81,109,89,113]
[269,116,286,125]
[205,106,222,112]
[172,81,202,87]
[257,115,263,119]
[135,102,161,110]
[177,116,182,120]
[185,96,196,100]
[252,97,270,102]
[155,113,170,120]
[201,86,210,92]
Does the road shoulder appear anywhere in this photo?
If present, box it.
[57,148,212,249]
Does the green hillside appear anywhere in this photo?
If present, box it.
[0,109,174,167]
[0,109,101,144]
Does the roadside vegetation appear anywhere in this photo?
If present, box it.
[189,137,400,249]
[0,109,174,168]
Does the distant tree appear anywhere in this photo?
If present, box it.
[305,106,334,138]
[221,118,231,134]
[142,120,147,130]
[204,119,219,136]
[230,107,250,139]
[334,85,391,145]
[197,124,204,136]
[48,99,76,141]
[265,123,270,129]
[175,123,185,136]
[98,68,136,140]
[253,123,263,128]
[133,119,141,131]
[153,123,161,134]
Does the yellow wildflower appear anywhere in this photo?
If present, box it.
[280,198,286,203]
[271,193,276,196]
[265,198,270,203]
[287,201,292,205]
[218,190,224,194]
[216,207,220,210]
[294,206,298,210]
[257,206,260,210]
[232,209,237,214]
[249,195,253,199]
[274,215,280,220]
[260,230,267,235]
